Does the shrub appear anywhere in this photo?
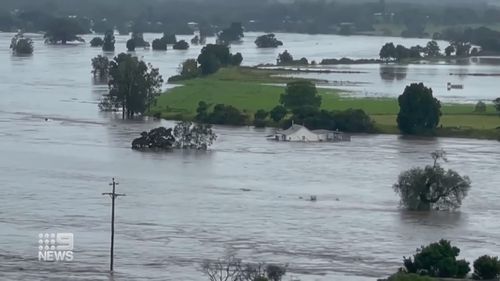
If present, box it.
[403,239,470,278]
[473,255,500,280]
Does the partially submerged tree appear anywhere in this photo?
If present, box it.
[162,33,177,44]
[172,121,217,150]
[102,30,115,51]
[202,256,286,281]
[403,240,470,278]
[126,39,135,51]
[217,22,244,44]
[255,34,283,48]
[397,83,441,135]
[44,17,87,44]
[152,38,167,50]
[90,37,104,47]
[99,53,163,119]
[91,55,110,79]
[393,150,471,211]
[173,40,189,50]
[10,33,34,55]
[130,32,150,48]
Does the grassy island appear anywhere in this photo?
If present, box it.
[150,67,499,140]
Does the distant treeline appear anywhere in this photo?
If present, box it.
[1,0,500,35]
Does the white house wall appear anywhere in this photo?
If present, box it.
[287,127,320,142]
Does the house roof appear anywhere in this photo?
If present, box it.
[311,129,343,134]
[276,124,306,135]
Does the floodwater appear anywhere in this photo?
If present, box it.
[0,32,500,281]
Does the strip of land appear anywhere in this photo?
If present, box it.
[150,67,500,140]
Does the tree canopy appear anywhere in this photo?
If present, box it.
[197,44,242,75]
[102,30,115,51]
[91,55,110,79]
[90,37,104,47]
[99,53,163,119]
[255,34,283,48]
[152,38,167,51]
[44,17,87,44]
[280,81,321,111]
[10,33,33,55]
[173,40,189,50]
[393,150,471,211]
[493,98,500,114]
[397,83,441,135]
[218,22,244,44]
[403,240,470,278]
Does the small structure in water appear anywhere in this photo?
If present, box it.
[269,123,350,142]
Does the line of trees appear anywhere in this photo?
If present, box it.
[2,0,500,36]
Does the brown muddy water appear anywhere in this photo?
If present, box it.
[0,32,499,281]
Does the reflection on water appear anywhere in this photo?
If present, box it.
[379,65,408,82]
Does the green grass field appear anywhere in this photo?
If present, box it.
[150,67,500,140]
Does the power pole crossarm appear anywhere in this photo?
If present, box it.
[102,178,126,273]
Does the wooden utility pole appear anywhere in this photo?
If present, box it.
[102,178,126,272]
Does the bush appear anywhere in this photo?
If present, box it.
[403,239,470,278]
[173,40,189,50]
[473,255,500,280]
[475,101,487,113]
[90,37,104,47]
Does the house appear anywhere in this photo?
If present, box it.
[270,124,350,142]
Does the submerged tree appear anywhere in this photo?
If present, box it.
[44,17,87,44]
[217,22,244,44]
[173,40,189,50]
[393,150,471,211]
[91,55,110,79]
[90,37,104,47]
[99,53,163,119]
[172,121,217,150]
[152,38,167,50]
[102,30,115,51]
[10,33,34,55]
[255,34,283,48]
